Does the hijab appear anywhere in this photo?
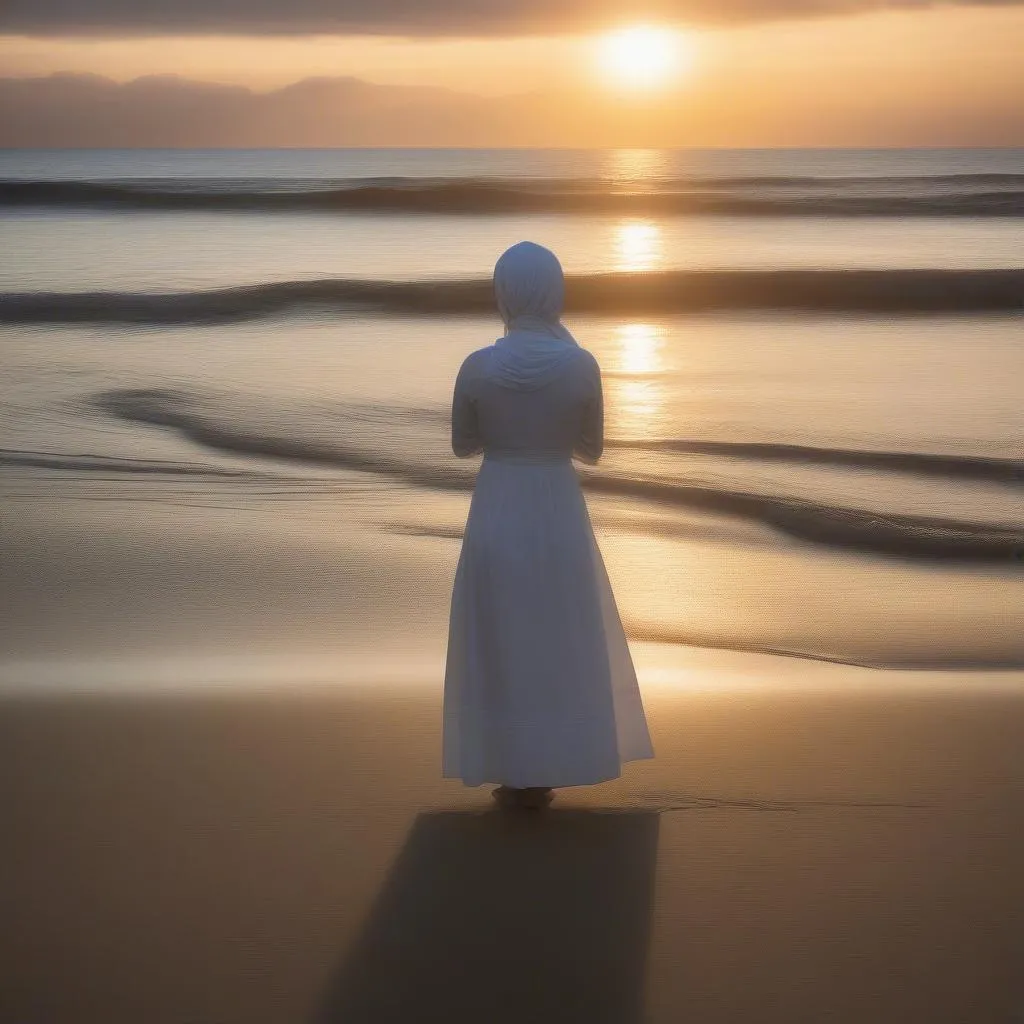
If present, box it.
[490,241,579,390]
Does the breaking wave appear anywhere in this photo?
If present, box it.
[5,268,1023,325]
[4,175,1024,216]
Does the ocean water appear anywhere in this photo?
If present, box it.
[1,148,1022,685]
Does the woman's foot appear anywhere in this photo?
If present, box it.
[492,785,554,810]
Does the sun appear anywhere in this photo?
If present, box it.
[596,26,689,91]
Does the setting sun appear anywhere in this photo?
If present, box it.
[596,26,690,90]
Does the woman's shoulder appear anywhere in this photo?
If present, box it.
[457,345,495,380]
[566,345,601,381]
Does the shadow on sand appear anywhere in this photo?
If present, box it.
[318,808,660,1024]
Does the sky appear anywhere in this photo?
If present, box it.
[1,0,1022,146]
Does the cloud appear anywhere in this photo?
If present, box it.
[1,0,1021,36]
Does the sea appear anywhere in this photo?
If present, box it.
[1,147,1022,688]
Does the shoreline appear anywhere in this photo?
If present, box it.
[3,640,1024,694]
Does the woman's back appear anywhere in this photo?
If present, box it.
[452,346,603,462]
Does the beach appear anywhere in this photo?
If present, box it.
[2,485,1020,1023]
[2,681,1021,1023]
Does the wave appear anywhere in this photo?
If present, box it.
[0,448,263,478]
[15,415,1016,489]
[5,268,1024,325]
[92,388,1024,564]
[581,474,1022,563]
[4,177,1024,216]
[91,389,473,492]
[618,625,1024,671]
[606,439,1023,485]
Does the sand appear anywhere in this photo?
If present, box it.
[1,684,1021,1024]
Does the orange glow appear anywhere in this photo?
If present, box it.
[0,5,1022,145]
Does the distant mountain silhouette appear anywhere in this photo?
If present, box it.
[0,73,510,147]
[1,73,1021,147]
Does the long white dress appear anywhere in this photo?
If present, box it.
[443,341,654,789]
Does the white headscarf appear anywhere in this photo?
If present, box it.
[490,241,579,390]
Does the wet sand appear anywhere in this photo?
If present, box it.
[1,685,1021,1023]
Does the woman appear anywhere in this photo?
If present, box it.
[443,241,653,809]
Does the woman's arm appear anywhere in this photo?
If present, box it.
[451,358,483,457]
[574,354,604,465]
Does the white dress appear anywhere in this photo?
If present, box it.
[443,342,654,788]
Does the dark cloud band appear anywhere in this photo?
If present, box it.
[1,0,1020,35]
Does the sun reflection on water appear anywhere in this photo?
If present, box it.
[609,322,665,437]
[614,220,662,272]
[618,321,660,373]
[602,149,670,187]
